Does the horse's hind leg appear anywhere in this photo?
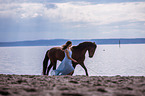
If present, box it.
[80,63,89,76]
[46,61,57,75]
[46,63,53,75]
[53,61,57,70]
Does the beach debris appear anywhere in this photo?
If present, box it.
[69,80,78,84]
[0,90,10,95]
[97,88,107,93]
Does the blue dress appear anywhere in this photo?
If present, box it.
[51,49,74,75]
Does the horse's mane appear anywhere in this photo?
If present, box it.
[72,42,96,50]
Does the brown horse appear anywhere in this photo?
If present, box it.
[43,42,97,76]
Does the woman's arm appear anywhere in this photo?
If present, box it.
[65,50,77,63]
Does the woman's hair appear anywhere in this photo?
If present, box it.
[62,41,72,50]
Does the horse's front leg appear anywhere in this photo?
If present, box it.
[71,62,77,76]
[80,63,89,76]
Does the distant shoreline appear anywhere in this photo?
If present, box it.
[0,38,145,47]
[0,74,145,96]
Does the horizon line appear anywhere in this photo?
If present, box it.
[1,38,145,43]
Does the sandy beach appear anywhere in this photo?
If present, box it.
[0,74,145,96]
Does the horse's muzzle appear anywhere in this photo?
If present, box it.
[89,56,93,58]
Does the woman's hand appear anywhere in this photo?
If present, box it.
[73,60,78,63]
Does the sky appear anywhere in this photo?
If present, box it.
[0,0,145,42]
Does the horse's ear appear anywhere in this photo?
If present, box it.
[93,42,95,44]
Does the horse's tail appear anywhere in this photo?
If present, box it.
[43,50,49,75]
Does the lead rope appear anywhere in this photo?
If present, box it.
[87,66,98,74]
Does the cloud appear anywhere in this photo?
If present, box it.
[0,1,145,25]
[41,1,145,26]
[0,0,145,4]
[0,0,145,41]
[45,3,57,9]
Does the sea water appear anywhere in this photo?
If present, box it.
[0,44,145,76]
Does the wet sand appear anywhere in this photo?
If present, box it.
[0,74,145,96]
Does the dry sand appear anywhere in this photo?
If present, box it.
[0,74,145,96]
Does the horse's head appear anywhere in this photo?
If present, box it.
[72,41,97,58]
[88,42,97,58]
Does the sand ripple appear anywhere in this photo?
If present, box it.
[0,74,145,96]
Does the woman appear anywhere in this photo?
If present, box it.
[51,41,77,75]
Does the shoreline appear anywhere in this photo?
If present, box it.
[0,74,145,96]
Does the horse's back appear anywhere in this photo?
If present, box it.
[48,47,65,61]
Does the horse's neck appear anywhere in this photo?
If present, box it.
[79,46,88,55]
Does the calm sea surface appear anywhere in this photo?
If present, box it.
[0,44,145,76]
